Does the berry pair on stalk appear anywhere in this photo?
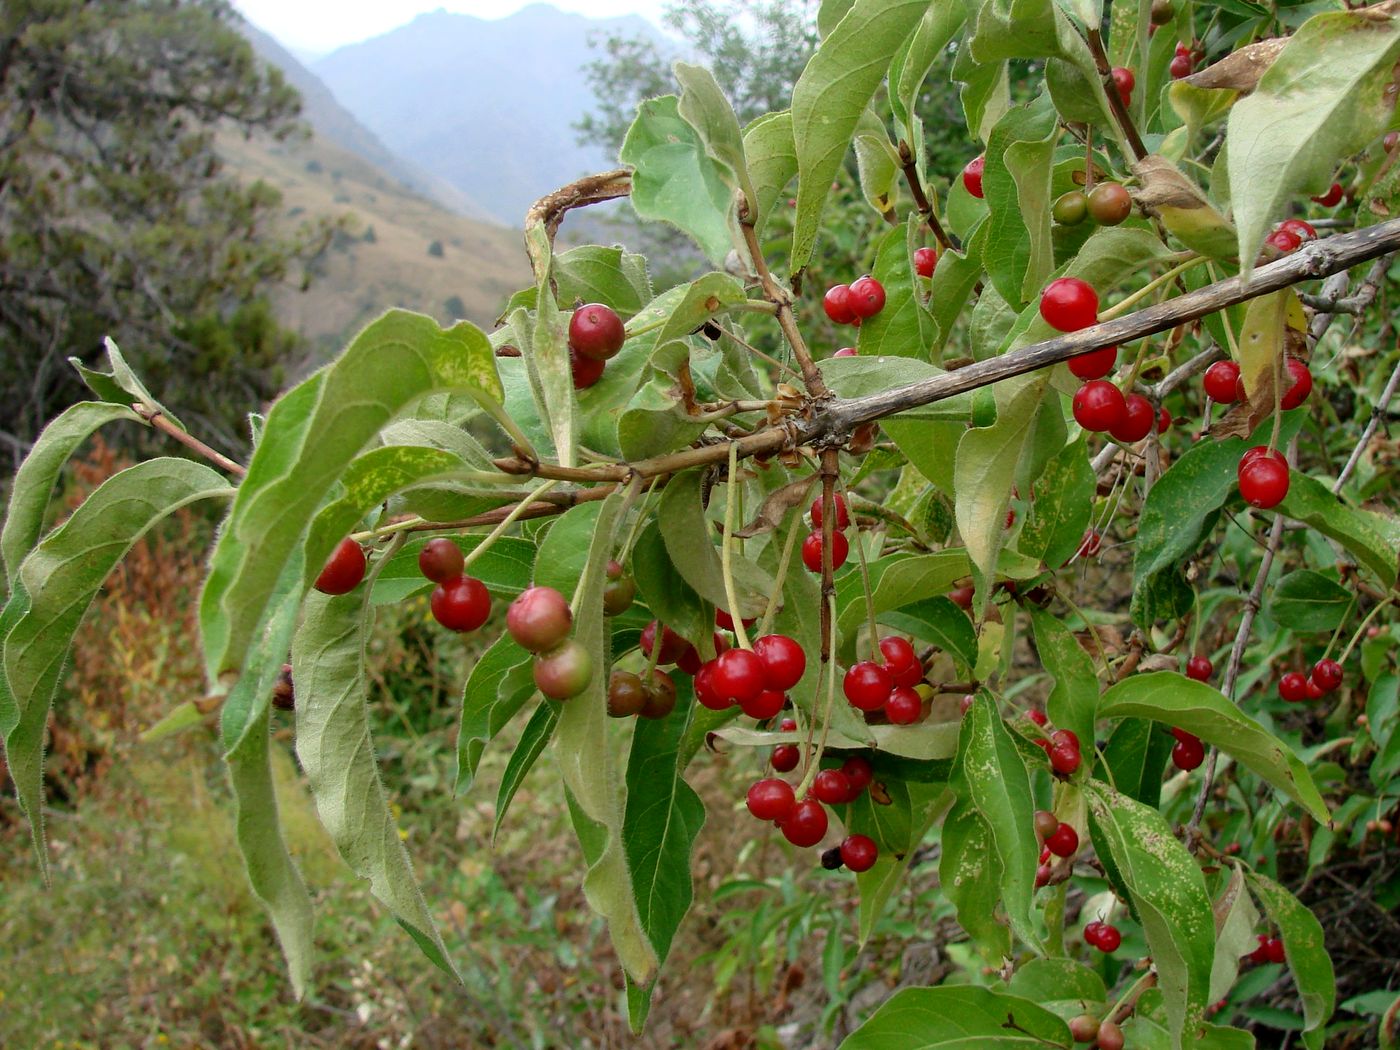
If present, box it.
[802,493,851,574]
[689,631,806,720]
[1202,357,1312,412]
[417,537,492,633]
[746,753,878,867]
[823,275,886,326]
[507,584,591,700]
[1052,182,1132,228]
[1278,657,1344,702]
[842,636,927,725]
[567,302,625,390]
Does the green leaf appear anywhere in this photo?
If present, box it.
[926,222,988,356]
[983,93,1059,306]
[630,520,709,646]
[824,356,972,418]
[621,95,736,265]
[1278,473,1398,588]
[1227,7,1400,277]
[1008,957,1107,1005]
[1245,871,1336,1047]
[200,310,503,733]
[742,110,797,236]
[1098,672,1329,822]
[889,2,967,134]
[533,499,607,598]
[1031,609,1099,751]
[878,597,978,674]
[835,551,971,661]
[1100,717,1173,807]
[713,721,959,761]
[1,458,232,873]
[854,785,953,944]
[1209,865,1262,1004]
[492,700,559,843]
[856,219,929,358]
[657,469,773,617]
[69,337,179,423]
[1021,437,1093,569]
[789,0,931,273]
[552,245,652,318]
[674,60,755,217]
[941,693,1042,956]
[854,107,901,216]
[525,296,579,469]
[293,590,459,979]
[551,493,658,984]
[226,710,315,999]
[838,985,1072,1048]
[1086,781,1215,1048]
[455,633,537,795]
[0,401,140,586]
[139,700,206,743]
[1133,437,1246,627]
[1266,570,1353,633]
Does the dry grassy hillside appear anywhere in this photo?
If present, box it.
[220,130,531,359]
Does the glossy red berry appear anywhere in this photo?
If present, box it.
[1095,924,1122,952]
[533,640,592,700]
[1280,358,1312,410]
[1279,219,1317,242]
[884,686,924,725]
[1203,360,1241,403]
[1238,457,1290,509]
[1050,744,1082,775]
[914,246,938,277]
[844,661,894,711]
[847,275,886,319]
[1077,530,1102,559]
[779,717,798,732]
[1051,729,1080,751]
[417,537,463,583]
[639,669,677,719]
[746,778,796,822]
[840,834,878,873]
[1040,277,1100,332]
[1110,66,1135,106]
[740,688,787,721]
[1249,933,1272,964]
[1073,380,1128,433]
[1311,182,1344,207]
[1241,445,1286,470]
[1045,823,1080,857]
[1172,734,1205,771]
[753,634,806,691]
[770,743,800,772]
[430,575,491,632]
[694,660,729,710]
[812,769,853,804]
[878,637,917,677]
[781,799,829,847]
[948,584,974,610]
[1170,52,1193,78]
[1067,345,1117,380]
[1084,920,1105,947]
[1098,1021,1125,1050]
[824,284,857,325]
[1278,671,1309,702]
[1186,655,1213,682]
[1265,935,1286,964]
[568,303,626,361]
[1027,709,1048,727]
[1158,406,1172,433]
[1035,863,1052,887]
[314,538,367,595]
[810,493,851,530]
[506,585,573,653]
[713,648,766,704]
[1110,393,1155,443]
[962,154,986,199]
[1305,677,1326,700]
[801,531,849,573]
[841,756,874,795]
[1311,658,1343,692]
[641,621,688,665]
[570,347,605,389]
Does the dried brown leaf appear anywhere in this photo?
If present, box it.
[1184,38,1288,94]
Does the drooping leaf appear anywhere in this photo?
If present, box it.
[852,785,953,944]
[742,110,797,236]
[657,469,772,617]
[1209,865,1262,1004]
[1021,436,1093,569]
[631,519,709,647]
[674,60,755,218]
[455,633,537,795]
[1031,608,1099,751]
[982,93,1059,306]
[1277,473,1398,588]
[889,1,968,135]
[493,700,559,843]
[838,985,1072,1048]
[1246,871,1336,1048]
[1266,570,1354,633]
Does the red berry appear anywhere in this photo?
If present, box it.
[1035,863,1052,887]
[506,585,573,653]
[1172,735,1205,770]
[1265,935,1286,964]
[1078,530,1102,559]
[713,648,766,704]
[1279,219,1317,241]
[417,537,464,583]
[1040,277,1100,332]
[809,493,851,530]
[884,686,924,725]
[1186,655,1213,681]
[1265,229,1302,255]
[914,246,937,278]
[1238,457,1290,509]
[315,538,367,595]
[746,778,796,822]
[1068,345,1117,380]
[569,347,605,389]
[641,621,688,665]
[1095,924,1122,952]
[1311,182,1344,207]
[603,560,636,616]
[781,799,829,847]
[639,669,677,719]
[962,154,986,199]
[1110,393,1155,443]
[1045,823,1080,857]
[1241,445,1286,470]
[780,717,798,731]
[770,743,800,772]
[1305,677,1326,700]
[533,640,592,700]
[1170,53,1194,78]
[714,608,754,632]
[1278,671,1309,702]
[801,531,849,573]
[1073,380,1128,433]
[1084,920,1105,947]
[694,660,729,710]
[1051,729,1080,751]
[739,688,787,720]
[1250,934,1272,964]
[812,769,852,804]
[832,347,858,358]
[844,661,894,711]
[824,284,857,325]
[1311,658,1343,692]
[568,303,626,361]
[1280,358,1312,410]
[841,756,873,795]
[1158,406,1172,433]
[431,575,491,632]
[878,636,917,677]
[1028,709,1048,727]
[948,584,974,610]
[753,634,806,691]
[848,275,886,319]
[1111,66,1135,107]
[1203,360,1241,403]
[840,834,879,872]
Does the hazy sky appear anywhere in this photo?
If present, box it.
[231,1,672,55]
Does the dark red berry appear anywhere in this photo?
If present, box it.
[801,531,849,573]
[841,756,873,795]
[840,834,879,872]
[1095,924,1122,952]
[747,778,796,822]
[948,584,974,610]
[1045,823,1079,857]
[844,661,894,711]
[1279,219,1317,241]
[1087,183,1133,226]
[1311,182,1344,207]
[1073,380,1128,433]
[770,743,800,772]
[1240,445,1286,470]
[1069,1014,1101,1043]
[506,585,573,653]
[1028,709,1048,727]
[1311,658,1343,692]
[1035,863,1052,887]
[418,537,464,583]
[1110,393,1155,443]
[810,493,851,530]
[781,799,829,847]
[607,670,647,718]
[1170,53,1193,78]
[1172,735,1205,770]
[779,717,798,732]
[1305,677,1326,700]
[1250,934,1272,964]
[753,634,806,691]
[1097,1021,1125,1050]
[1264,935,1286,964]
[315,538,367,595]
[640,621,688,665]
[1158,406,1172,433]
[1110,66,1135,106]
[1077,530,1102,559]
[824,284,857,325]
[847,275,886,319]
[1186,655,1213,682]
[639,669,678,719]
[1051,729,1080,751]
[1084,920,1105,947]
[1040,277,1100,332]
[878,636,917,677]
[914,246,937,278]
[884,686,924,725]
[1238,457,1289,509]
[694,660,729,710]
[962,154,985,199]
[1265,229,1302,254]
[1050,743,1082,776]
[1280,358,1312,410]
[739,688,787,720]
[570,347,605,389]
[431,576,491,632]
[568,303,626,360]
[533,640,592,700]
[812,769,852,804]
[1068,345,1117,380]
[1278,672,1309,702]
[602,560,636,616]
[1203,360,1241,403]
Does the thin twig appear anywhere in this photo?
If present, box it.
[739,203,829,398]
[1336,351,1400,492]
[897,141,956,253]
[132,404,246,477]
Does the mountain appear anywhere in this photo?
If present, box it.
[312,3,664,227]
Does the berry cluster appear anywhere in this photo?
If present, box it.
[1248,933,1287,965]
[1029,715,1084,776]
[1034,809,1081,889]
[418,537,492,633]
[823,275,886,327]
[1170,41,1197,79]
[842,636,927,724]
[606,668,676,719]
[1083,919,1123,954]
[507,585,591,700]
[746,751,878,865]
[1264,218,1317,256]
[1053,182,1133,229]
[1278,657,1344,702]
[567,302,626,390]
[802,493,851,574]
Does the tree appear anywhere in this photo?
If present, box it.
[0,0,331,459]
[5,0,1400,1047]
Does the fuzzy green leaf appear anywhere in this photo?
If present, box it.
[838,985,1072,1048]
[1246,871,1336,1047]
[455,633,537,795]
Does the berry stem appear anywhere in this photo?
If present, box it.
[818,448,841,666]
[1096,255,1205,323]
[840,479,881,662]
[1044,881,1068,955]
[895,140,956,253]
[721,442,752,651]
[738,209,829,399]
[1334,350,1400,492]
[1338,596,1395,664]
[131,403,247,478]
[461,480,562,575]
[1107,971,1157,1027]
[795,593,842,800]
[1085,28,1148,162]
[756,480,814,639]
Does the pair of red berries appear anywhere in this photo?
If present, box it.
[842,637,927,725]
[1170,727,1205,771]
[568,302,626,390]
[1036,810,1080,859]
[1084,920,1124,953]
[1238,445,1290,509]
[823,276,886,326]
[1072,382,1156,442]
[1110,66,1134,107]
[1249,933,1287,965]
[692,633,807,714]
[507,585,592,700]
[746,754,876,852]
[802,493,852,574]
[1203,358,1313,411]
[1264,218,1317,256]
[914,246,938,278]
[1170,42,1196,79]
[1278,657,1343,702]
[1032,724,1084,776]
[418,537,492,633]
